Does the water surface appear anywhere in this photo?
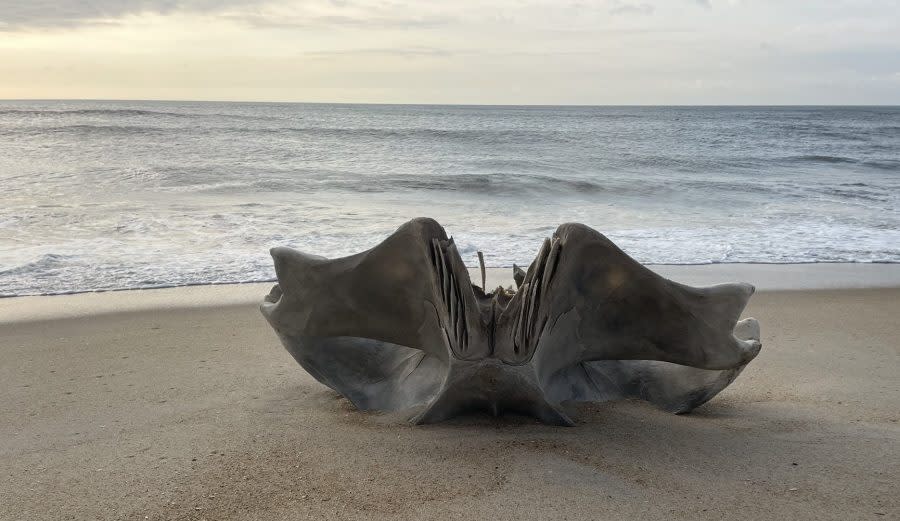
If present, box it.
[1,101,898,295]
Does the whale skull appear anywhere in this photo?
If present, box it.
[260,218,761,425]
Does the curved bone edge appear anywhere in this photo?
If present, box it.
[512,264,526,288]
[547,361,747,414]
[260,217,452,359]
[529,222,761,375]
[275,333,447,411]
[541,318,760,413]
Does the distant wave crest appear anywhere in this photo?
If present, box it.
[787,154,858,164]
[0,108,192,117]
[0,108,271,121]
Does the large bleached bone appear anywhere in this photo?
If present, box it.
[260,218,761,425]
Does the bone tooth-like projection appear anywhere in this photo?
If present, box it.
[512,264,527,288]
[260,217,762,425]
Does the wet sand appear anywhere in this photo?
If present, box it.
[1,274,898,520]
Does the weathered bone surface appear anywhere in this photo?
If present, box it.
[260,218,762,425]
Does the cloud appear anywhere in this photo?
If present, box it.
[303,46,456,58]
[609,3,655,16]
[0,0,458,32]
[0,0,259,30]
[232,12,454,30]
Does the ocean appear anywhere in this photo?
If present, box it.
[1,101,898,296]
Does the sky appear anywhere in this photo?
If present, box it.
[0,0,898,104]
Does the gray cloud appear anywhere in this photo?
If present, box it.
[232,12,454,30]
[0,0,258,29]
[0,0,454,31]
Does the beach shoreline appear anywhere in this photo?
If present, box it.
[3,262,900,325]
[2,265,899,519]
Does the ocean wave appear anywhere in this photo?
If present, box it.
[0,108,194,118]
[0,124,172,137]
[161,170,896,205]
[781,155,899,171]
[3,257,900,298]
[787,155,859,164]
[362,172,603,194]
[861,159,900,171]
[175,172,608,196]
[817,186,891,202]
[0,253,73,276]
[257,126,577,145]
[39,124,169,135]
[0,279,280,298]
[5,123,576,145]
[0,108,276,121]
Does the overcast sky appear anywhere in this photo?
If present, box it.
[1,0,898,104]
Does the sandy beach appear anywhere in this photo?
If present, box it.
[2,266,899,520]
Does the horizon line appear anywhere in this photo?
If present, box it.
[2,98,899,108]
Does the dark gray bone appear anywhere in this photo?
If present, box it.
[260,218,761,425]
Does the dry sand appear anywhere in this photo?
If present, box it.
[1,275,899,519]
